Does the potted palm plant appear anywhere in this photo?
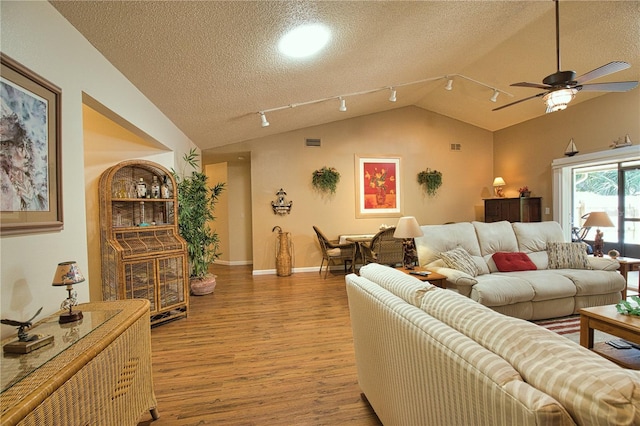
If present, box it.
[173,148,225,295]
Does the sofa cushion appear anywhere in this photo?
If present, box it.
[473,221,519,256]
[492,252,537,272]
[419,290,640,426]
[512,221,565,253]
[547,242,591,269]
[358,263,434,307]
[416,222,481,266]
[470,274,536,306]
[440,247,480,277]
[553,269,626,296]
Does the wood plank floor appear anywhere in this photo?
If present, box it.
[137,265,382,426]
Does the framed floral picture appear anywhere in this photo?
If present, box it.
[0,54,63,235]
[355,155,402,218]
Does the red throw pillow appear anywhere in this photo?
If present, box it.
[492,252,537,272]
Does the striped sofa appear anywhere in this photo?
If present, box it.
[346,263,640,426]
[414,221,625,320]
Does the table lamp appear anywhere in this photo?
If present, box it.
[52,261,85,323]
[394,216,424,270]
[493,177,506,198]
[582,212,614,257]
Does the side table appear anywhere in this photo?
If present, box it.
[616,256,640,299]
[395,266,448,288]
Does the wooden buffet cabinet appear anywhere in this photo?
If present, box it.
[99,160,189,326]
[1,300,158,425]
[484,197,542,223]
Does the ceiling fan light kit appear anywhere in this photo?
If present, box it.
[543,88,576,113]
[493,0,638,114]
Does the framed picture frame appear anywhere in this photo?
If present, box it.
[355,155,402,218]
[1,53,63,235]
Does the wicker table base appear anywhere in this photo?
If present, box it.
[0,300,158,425]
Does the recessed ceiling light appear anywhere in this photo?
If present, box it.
[278,23,330,58]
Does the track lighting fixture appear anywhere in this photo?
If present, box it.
[259,111,269,127]
[445,79,453,91]
[339,97,347,112]
[389,88,397,102]
[256,74,513,127]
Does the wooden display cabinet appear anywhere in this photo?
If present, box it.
[484,197,542,223]
[99,160,189,326]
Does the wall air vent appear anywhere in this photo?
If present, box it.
[306,138,321,147]
[450,143,461,151]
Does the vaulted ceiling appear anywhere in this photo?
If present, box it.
[50,1,640,151]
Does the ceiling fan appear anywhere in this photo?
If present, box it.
[493,0,638,112]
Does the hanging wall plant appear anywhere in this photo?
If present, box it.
[417,168,443,196]
[312,166,341,194]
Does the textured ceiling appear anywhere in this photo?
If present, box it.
[50,1,640,151]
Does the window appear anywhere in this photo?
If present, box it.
[552,146,640,258]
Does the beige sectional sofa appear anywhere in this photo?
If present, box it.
[414,220,625,320]
[346,264,640,426]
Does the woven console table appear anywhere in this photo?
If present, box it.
[0,300,158,425]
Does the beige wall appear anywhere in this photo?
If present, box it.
[494,90,640,219]
[83,104,175,302]
[206,106,494,272]
[1,2,195,338]
[205,163,230,264]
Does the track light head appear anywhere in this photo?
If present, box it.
[445,79,453,91]
[259,111,270,127]
[389,88,397,102]
[490,90,499,102]
[339,97,347,112]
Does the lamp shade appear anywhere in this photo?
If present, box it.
[393,216,424,239]
[493,177,506,187]
[52,261,85,286]
[583,212,615,228]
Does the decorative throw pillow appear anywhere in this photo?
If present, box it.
[547,242,591,269]
[492,252,537,272]
[440,247,479,277]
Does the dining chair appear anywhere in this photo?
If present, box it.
[312,226,357,278]
[359,227,404,267]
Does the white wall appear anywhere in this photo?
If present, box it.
[0,2,195,338]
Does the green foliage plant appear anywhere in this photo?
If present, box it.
[616,295,640,316]
[172,148,226,279]
[312,166,341,194]
[417,168,443,196]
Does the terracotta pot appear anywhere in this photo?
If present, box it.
[190,274,217,296]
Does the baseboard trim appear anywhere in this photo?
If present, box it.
[214,260,253,266]
[252,266,348,276]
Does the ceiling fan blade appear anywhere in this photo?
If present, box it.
[578,81,639,92]
[492,92,547,111]
[511,82,552,89]
[575,61,630,84]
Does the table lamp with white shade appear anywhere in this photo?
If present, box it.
[394,216,424,269]
[493,177,506,198]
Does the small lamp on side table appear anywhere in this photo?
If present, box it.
[493,177,506,198]
[394,216,424,270]
[52,261,85,323]
[582,212,615,257]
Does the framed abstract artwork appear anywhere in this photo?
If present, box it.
[1,53,63,235]
[355,155,402,218]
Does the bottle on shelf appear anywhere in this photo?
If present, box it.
[136,177,147,198]
[161,176,171,199]
[151,176,161,199]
